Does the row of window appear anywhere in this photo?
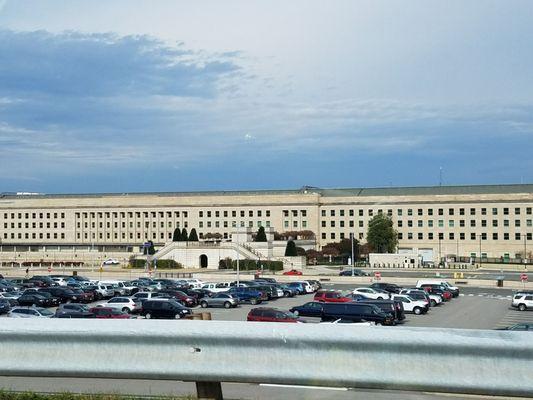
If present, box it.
[2,212,65,220]
[75,231,232,241]
[320,219,533,228]
[75,211,189,219]
[3,232,65,240]
[320,232,533,241]
[4,222,65,229]
[200,210,273,218]
[321,207,533,217]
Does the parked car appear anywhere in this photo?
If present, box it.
[200,293,239,309]
[17,293,51,307]
[89,307,133,319]
[392,294,429,315]
[38,287,80,303]
[8,307,55,318]
[131,291,161,304]
[314,290,351,303]
[352,287,390,300]
[29,275,58,287]
[0,298,11,314]
[202,282,232,294]
[400,289,440,307]
[254,277,277,284]
[370,283,402,294]
[419,285,452,301]
[254,284,282,300]
[55,304,94,318]
[140,299,192,319]
[497,323,533,331]
[99,297,141,313]
[102,258,120,265]
[286,282,308,295]
[247,307,301,323]
[69,288,94,303]
[320,302,394,325]
[290,302,324,318]
[226,287,263,304]
[307,280,322,291]
[21,290,61,307]
[512,293,533,311]
[339,269,369,276]
[276,284,298,297]
[358,299,405,323]
[416,280,459,297]
[283,269,302,276]
[51,277,69,286]
[158,290,197,307]
[182,279,205,289]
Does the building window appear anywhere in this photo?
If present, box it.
[398,221,403,227]
[359,221,363,227]
[515,233,521,240]
[407,209,413,216]
[492,208,498,215]
[459,208,465,216]
[339,210,345,217]
[398,233,403,239]
[503,208,509,215]
[449,220,454,228]
[460,220,465,227]
[428,209,433,216]
[359,210,364,216]
[397,209,403,216]
[321,221,326,227]
[460,232,465,240]
[330,233,336,240]
[449,208,454,216]
[428,233,433,240]
[330,210,335,217]
[340,221,345,227]
[481,208,487,215]
[527,233,532,240]
[438,233,444,240]
[504,233,509,240]
[438,220,444,228]
[515,220,521,227]
[438,208,443,216]
[349,210,354,217]
[527,219,532,227]
[321,233,326,239]
[428,220,433,227]
[349,221,354,227]
[407,232,413,240]
[418,209,423,216]
[470,208,476,215]
[408,220,413,227]
[481,233,487,240]
[515,207,521,215]
[330,221,335,227]
[418,233,423,240]
[493,233,498,240]
[449,233,454,240]
[470,220,476,227]
[527,207,532,215]
[504,219,509,227]
[492,220,498,227]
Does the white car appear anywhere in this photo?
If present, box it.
[512,293,533,311]
[94,284,115,299]
[8,307,54,318]
[294,281,314,294]
[99,297,141,313]
[183,279,204,289]
[100,281,136,296]
[400,289,442,307]
[102,258,120,265]
[392,295,429,315]
[202,282,231,293]
[51,277,69,286]
[353,287,390,300]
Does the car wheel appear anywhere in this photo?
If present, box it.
[224,302,231,309]
[430,300,437,307]
[377,297,383,300]
[145,313,152,319]
[200,301,208,308]
[284,291,290,298]
[519,304,527,311]
[293,310,299,316]
[122,307,130,313]
[250,298,258,305]
[413,307,422,315]
[174,313,182,319]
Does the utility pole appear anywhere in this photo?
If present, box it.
[479,235,482,269]
[350,233,355,276]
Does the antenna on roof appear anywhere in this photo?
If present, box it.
[439,167,443,186]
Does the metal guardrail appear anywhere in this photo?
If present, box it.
[0,320,532,399]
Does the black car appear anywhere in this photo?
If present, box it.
[370,283,402,294]
[38,287,79,303]
[339,269,369,276]
[358,299,405,323]
[23,290,61,306]
[0,299,11,314]
[29,276,57,287]
[140,299,192,319]
[321,302,395,325]
[17,293,50,307]
[254,277,277,284]
[290,302,324,318]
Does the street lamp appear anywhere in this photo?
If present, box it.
[478,234,482,269]
[350,233,355,276]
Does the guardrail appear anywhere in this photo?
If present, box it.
[0,320,532,399]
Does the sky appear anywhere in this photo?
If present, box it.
[0,0,532,193]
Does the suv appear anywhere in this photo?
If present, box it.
[358,299,405,323]
[55,304,94,318]
[140,299,192,319]
[200,293,239,309]
[226,287,263,305]
[38,287,79,303]
[314,290,351,303]
[8,307,55,318]
[247,307,301,323]
[392,294,429,315]
[512,293,533,311]
[321,302,394,325]
[99,297,141,313]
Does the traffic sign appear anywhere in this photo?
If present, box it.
[374,271,381,280]
[520,273,528,282]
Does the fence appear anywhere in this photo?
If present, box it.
[0,320,532,400]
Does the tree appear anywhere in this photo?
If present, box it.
[188,228,199,241]
[284,240,297,256]
[255,226,267,242]
[143,240,156,255]
[367,214,398,253]
[181,228,188,242]
[172,228,181,242]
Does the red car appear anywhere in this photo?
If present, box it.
[283,269,303,276]
[314,290,351,303]
[89,307,133,319]
[247,307,301,323]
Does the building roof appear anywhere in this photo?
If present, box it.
[1,183,532,200]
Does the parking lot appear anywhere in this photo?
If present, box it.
[2,281,531,330]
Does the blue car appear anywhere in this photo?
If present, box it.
[227,287,263,305]
[287,282,306,295]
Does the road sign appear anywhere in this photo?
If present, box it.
[374,271,381,280]
[47,266,52,273]
[520,273,528,282]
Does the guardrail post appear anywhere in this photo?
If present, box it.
[196,381,223,400]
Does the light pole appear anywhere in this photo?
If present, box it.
[438,236,442,266]
[350,233,355,276]
[235,229,240,287]
[524,235,528,268]
[478,234,482,269]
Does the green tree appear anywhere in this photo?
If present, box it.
[284,240,297,256]
[172,228,181,242]
[367,214,398,253]
[188,228,199,241]
[181,228,188,242]
[143,240,156,255]
[255,226,267,242]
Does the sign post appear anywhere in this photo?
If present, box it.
[374,271,381,281]
[520,273,528,289]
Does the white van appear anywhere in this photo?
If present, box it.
[416,279,459,296]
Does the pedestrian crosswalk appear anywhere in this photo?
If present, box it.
[459,293,512,300]
[494,308,533,329]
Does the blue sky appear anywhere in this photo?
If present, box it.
[0,0,532,193]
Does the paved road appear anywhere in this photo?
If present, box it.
[0,377,523,400]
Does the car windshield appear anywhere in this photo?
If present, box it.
[38,309,54,316]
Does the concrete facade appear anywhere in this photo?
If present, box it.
[0,184,531,263]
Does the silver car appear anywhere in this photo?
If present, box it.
[200,293,239,309]
[8,307,54,318]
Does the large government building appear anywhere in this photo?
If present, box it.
[0,184,532,263]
